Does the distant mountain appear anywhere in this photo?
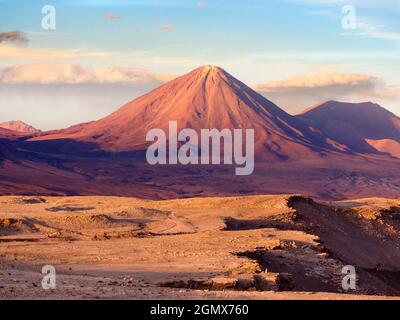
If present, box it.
[0,128,20,163]
[0,127,16,138]
[1,67,400,200]
[0,120,40,134]
[31,65,334,160]
[0,127,27,140]
[298,101,400,158]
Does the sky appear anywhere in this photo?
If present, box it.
[0,0,400,130]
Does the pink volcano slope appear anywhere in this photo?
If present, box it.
[31,66,338,160]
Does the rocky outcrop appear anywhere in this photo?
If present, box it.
[158,272,294,292]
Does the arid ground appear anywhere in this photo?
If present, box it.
[1,194,399,300]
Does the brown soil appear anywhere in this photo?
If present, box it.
[0,194,399,300]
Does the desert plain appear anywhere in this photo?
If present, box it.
[1,194,399,300]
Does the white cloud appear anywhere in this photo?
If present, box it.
[255,72,400,114]
[0,63,176,85]
[255,72,380,91]
[0,63,178,130]
[0,44,114,60]
[356,19,400,42]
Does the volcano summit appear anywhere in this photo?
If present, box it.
[30,66,335,160]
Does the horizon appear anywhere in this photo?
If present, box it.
[1,0,400,130]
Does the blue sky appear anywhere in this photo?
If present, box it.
[1,0,400,129]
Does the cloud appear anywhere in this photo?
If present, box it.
[0,44,114,60]
[256,72,380,92]
[0,31,28,45]
[391,83,400,89]
[160,25,174,31]
[356,20,400,43]
[0,30,114,62]
[105,13,121,20]
[254,72,400,114]
[0,64,176,85]
[0,64,177,130]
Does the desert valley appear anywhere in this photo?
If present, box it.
[1,194,400,299]
[1,66,400,299]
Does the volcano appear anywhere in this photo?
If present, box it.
[4,66,400,200]
[298,101,400,158]
[0,120,40,134]
[32,66,334,160]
